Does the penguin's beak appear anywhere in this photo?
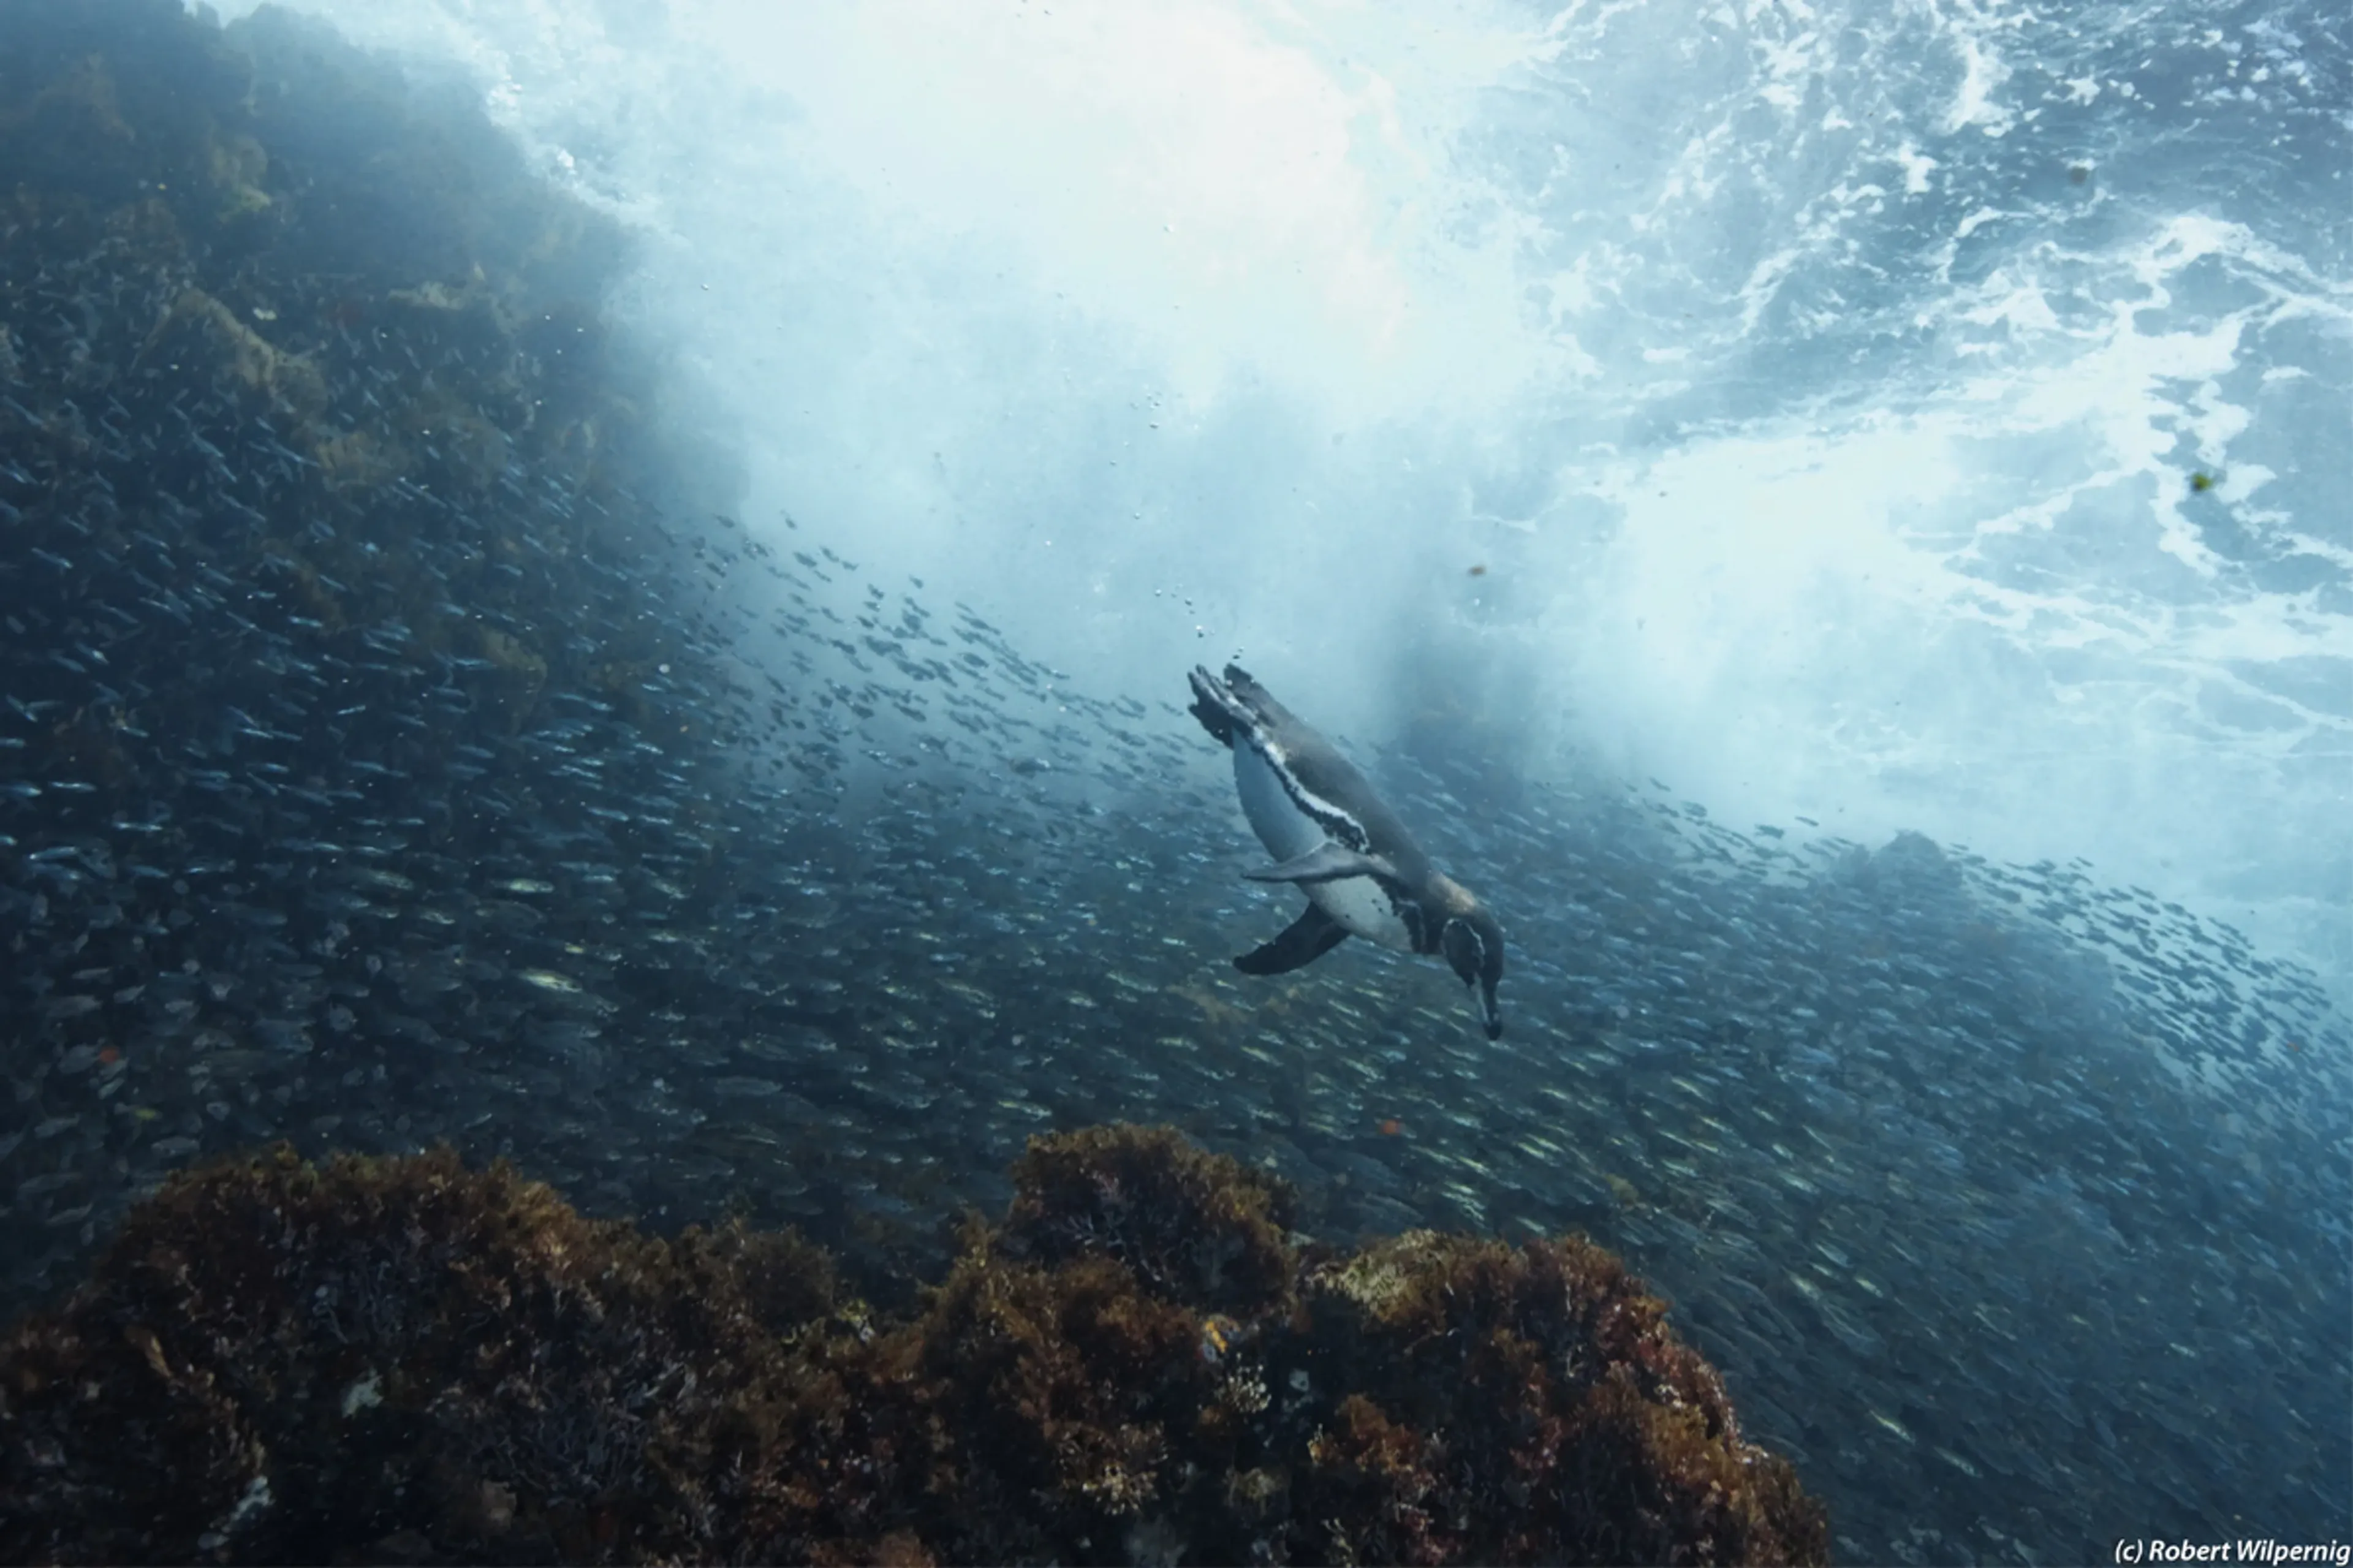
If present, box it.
[1442,917,1504,1040]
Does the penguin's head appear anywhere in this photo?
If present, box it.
[1438,899,1506,1040]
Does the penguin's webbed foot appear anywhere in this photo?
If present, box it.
[1186,665,1238,746]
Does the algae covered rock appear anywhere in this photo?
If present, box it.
[1299,1229,1827,1564]
[0,1144,806,1562]
[1002,1121,1298,1317]
[0,1125,1825,1565]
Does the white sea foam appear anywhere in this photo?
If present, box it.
[199,0,2353,999]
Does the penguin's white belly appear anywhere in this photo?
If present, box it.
[1232,737,1324,860]
[1231,741,1414,951]
[1305,876,1415,951]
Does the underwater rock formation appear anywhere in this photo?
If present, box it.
[0,1124,1827,1564]
[0,0,767,1316]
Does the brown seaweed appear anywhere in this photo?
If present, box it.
[1,1125,1826,1565]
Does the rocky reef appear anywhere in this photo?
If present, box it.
[0,1124,1826,1564]
[0,0,773,1320]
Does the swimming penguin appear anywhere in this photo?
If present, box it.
[1188,663,1507,1039]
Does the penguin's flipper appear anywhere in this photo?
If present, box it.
[1234,903,1351,975]
[1244,843,1403,888]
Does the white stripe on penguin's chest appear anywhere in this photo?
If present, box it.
[1232,733,1333,860]
[1231,737,1414,951]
